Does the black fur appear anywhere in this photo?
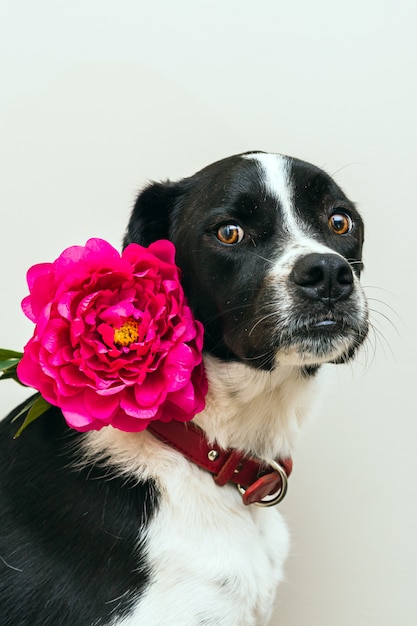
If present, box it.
[0,399,159,625]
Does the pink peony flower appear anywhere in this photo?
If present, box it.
[17,238,207,432]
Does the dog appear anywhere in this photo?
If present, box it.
[0,151,368,625]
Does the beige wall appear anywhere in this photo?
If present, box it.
[1,2,416,624]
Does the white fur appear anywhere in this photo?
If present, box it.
[81,356,323,625]
[245,153,298,236]
[120,465,289,626]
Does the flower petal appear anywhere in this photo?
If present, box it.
[18,237,207,433]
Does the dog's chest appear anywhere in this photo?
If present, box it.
[118,461,289,626]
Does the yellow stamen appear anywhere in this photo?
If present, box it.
[113,317,139,347]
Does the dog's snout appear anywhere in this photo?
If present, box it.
[291,253,354,302]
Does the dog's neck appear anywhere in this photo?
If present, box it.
[192,355,322,461]
[81,356,323,477]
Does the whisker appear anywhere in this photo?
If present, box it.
[248,311,279,337]
[203,300,276,326]
[363,285,397,296]
[330,162,364,177]
[357,326,378,374]
[247,251,276,266]
[368,306,400,335]
[368,321,395,363]
[366,297,402,324]
[354,286,397,369]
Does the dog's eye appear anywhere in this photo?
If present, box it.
[328,212,353,235]
[216,224,245,245]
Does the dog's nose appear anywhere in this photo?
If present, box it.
[291,253,354,302]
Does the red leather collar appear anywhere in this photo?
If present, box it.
[147,420,292,507]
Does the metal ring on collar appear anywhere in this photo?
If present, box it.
[237,459,289,507]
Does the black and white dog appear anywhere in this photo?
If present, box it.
[0,152,368,625]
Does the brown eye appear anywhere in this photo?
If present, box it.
[216,224,245,245]
[328,212,353,235]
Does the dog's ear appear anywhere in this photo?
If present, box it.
[123,180,186,248]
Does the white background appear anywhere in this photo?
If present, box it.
[1,1,416,624]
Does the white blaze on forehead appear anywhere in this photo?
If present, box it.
[243,152,302,238]
[243,152,349,265]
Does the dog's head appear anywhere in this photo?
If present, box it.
[124,152,368,372]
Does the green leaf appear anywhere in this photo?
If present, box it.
[0,349,23,360]
[11,395,40,423]
[13,396,52,438]
[0,370,22,383]
[0,350,24,384]
[0,363,24,385]
[0,358,21,371]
